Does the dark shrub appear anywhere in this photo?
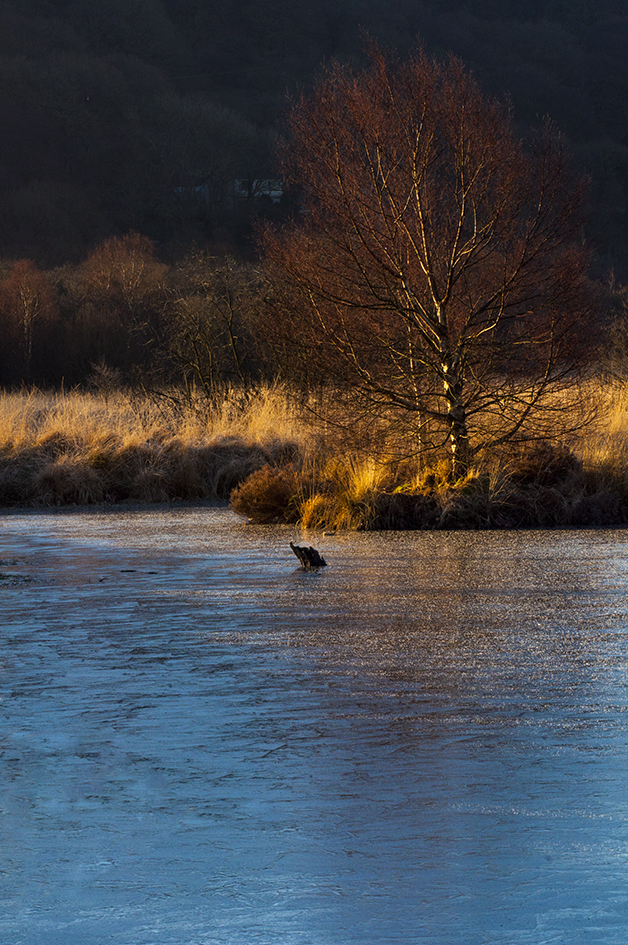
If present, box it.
[570,491,627,527]
[373,492,442,529]
[508,443,581,487]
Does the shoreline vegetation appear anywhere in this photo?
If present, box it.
[1,383,627,530]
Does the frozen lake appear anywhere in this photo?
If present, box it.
[2,507,628,944]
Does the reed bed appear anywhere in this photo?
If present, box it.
[2,380,628,528]
[231,380,628,530]
[0,385,308,507]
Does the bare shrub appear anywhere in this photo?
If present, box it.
[87,358,125,402]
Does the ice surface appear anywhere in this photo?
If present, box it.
[1,507,628,944]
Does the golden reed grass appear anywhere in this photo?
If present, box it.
[231,379,628,529]
[0,385,309,506]
[2,380,628,527]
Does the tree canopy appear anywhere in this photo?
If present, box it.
[260,46,596,473]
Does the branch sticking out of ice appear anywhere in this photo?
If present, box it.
[290,542,327,569]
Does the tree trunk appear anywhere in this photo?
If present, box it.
[442,351,470,479]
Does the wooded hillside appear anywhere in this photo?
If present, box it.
[1,0,627,272]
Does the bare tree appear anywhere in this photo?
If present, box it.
[260,45,596,475]
[154,254,262,401]
[81,232,168,321]
[76,232,168,375]
[0,259,58,381]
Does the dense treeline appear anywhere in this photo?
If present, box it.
[0,236,266,389]
[2,0,628,271]
[1,233,624,396]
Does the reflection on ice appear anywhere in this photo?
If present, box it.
[1,507,628,944]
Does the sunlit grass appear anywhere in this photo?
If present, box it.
[2,379,628,525]
[0,384,310,450]
[575,381,628,469]
[232,378,628,529]
[0,384,311,506]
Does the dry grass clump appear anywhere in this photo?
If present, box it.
[0,385,308,507]
[299,455,396,530]
[574,382,628,487]
[231,453,396,529]
[230,464,300,524]
[35,455,107,505]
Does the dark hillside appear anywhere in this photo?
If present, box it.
[1,0,628,271]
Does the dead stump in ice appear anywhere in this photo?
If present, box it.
[290,542,327,569]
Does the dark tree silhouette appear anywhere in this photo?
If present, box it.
[260,45,596,474]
